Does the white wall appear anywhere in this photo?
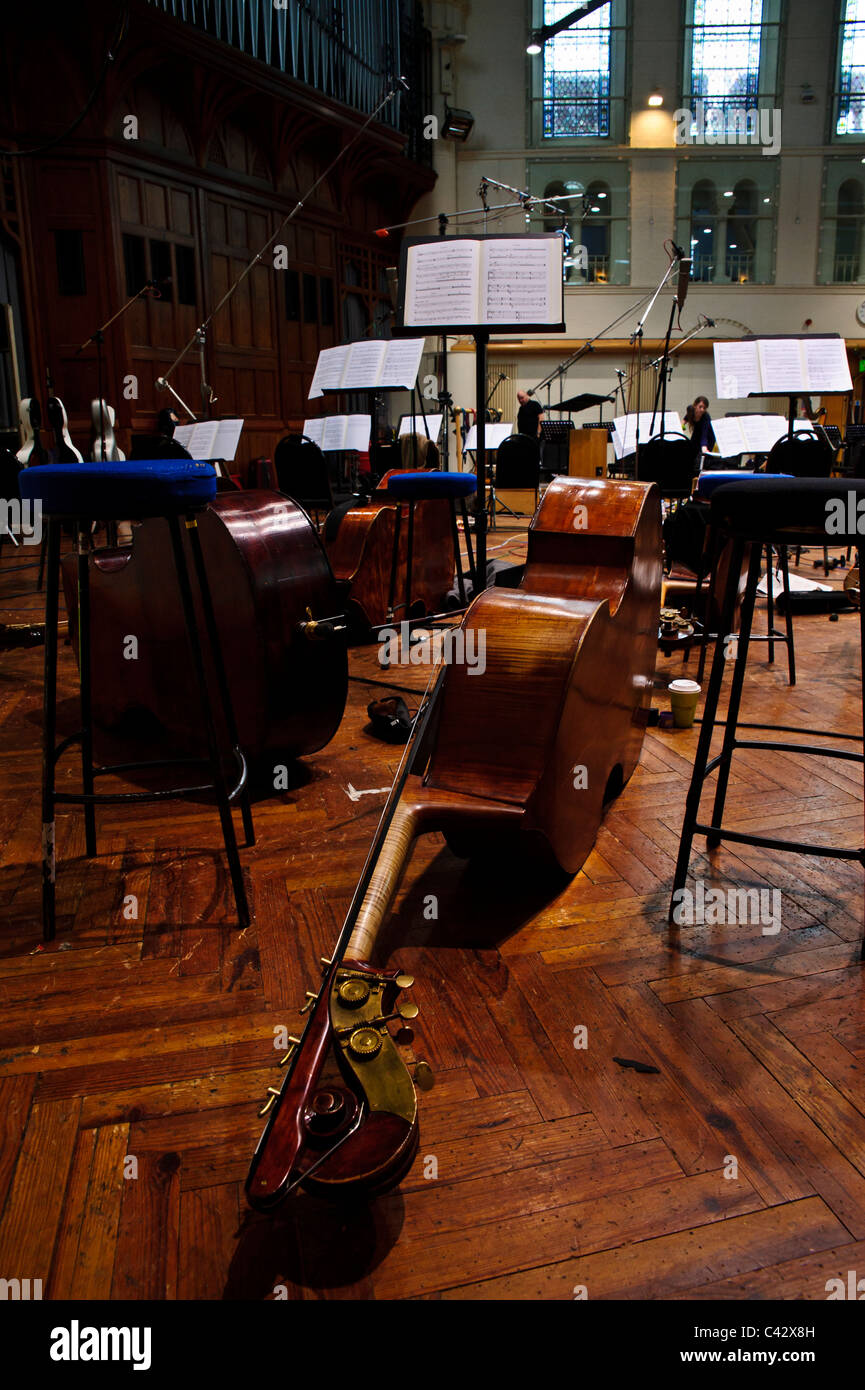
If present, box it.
[409,0,865,425]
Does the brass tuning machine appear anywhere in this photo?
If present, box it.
[259,1085,281,1117]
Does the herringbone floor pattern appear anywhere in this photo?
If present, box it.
[0,536,863,1300]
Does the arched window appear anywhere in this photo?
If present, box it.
[726,179,758,281]
[690,180,717,281]
[542,180,577,281]
[835,178,864,281]
[579,181,610,282]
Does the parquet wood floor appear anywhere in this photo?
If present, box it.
[0,533,863,1301]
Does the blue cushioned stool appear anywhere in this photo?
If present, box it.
[19,461,254,940]
[670,477,865,955]
[694,471,796,685]
[385,471,477,616]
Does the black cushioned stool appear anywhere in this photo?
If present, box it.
[670,477,865,956]
[386,471,478,617]
[19,460,254,940]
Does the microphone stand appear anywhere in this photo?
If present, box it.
[629,258,677,473]
[75,281,158,460]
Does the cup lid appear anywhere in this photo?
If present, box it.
[668,679,701,693]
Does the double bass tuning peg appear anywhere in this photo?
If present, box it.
[258,1086,281,1117]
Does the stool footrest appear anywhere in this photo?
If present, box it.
[51,752,249,806]
[694,820,865,862]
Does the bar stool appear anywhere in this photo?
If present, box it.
[694,471,796,685]
[19,460,255,940]
[385,471,478,619]
[669,476,865,955]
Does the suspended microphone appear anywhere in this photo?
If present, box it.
[676,256,692,311]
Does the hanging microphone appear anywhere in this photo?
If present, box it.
[676,256,692,311]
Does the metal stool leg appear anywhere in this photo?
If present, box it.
[166,515,250,926]
[386,503,402,622]
[670,536,748,918]
[404,500,415,619]
[707,542,763,844]
[765,542,776,664]
[778,544,796,686]
[76,523,97,859]
[449,501,466,607]
[859,545,865,961]
[459,500,477,591]
[696,525,722,686]
[41,521,61,941]
[185,516,255,849]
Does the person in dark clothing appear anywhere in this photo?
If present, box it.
[684,395,715,466]
[516,390,544,439]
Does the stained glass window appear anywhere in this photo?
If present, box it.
[542,1,612,138]
[836,0,865,136]
[682,0,779,140]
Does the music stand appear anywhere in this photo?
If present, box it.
[394,233,565,585]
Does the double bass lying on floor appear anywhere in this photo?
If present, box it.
[246,475,662,1208]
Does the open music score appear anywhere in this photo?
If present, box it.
[463,422,514,451]
[396,234,565,334]
[303,415,371,452]
[713,335,853,399]
[711,414,820,456]
[173,418,243,460]
[398,414,442,441]
[611,413,683,459]
[308,339,426,399]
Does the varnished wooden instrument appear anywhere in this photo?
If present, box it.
[61,490,348,765]
[246,476,662,1208]
[325,469,455,630]
[16,398,50,467]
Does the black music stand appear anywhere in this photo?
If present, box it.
[540,420,573,476]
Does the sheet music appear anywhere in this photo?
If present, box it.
[341,341,387,390]
[321,416,346,451]
[404,240,479,327]
[210,418,243,461]
[612,413,683,457]
[483,239,559,325]
[714,341,760,398]
[757,339,807,394]
[302,418,325,446]
[308,345,348,399]
[173,419,243,460]
[463,423,515,451]
[398,414,443,441]
[381,338,425,389]
[710,418,746,457]
[802,337,853,393]
[344,415,371,452]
